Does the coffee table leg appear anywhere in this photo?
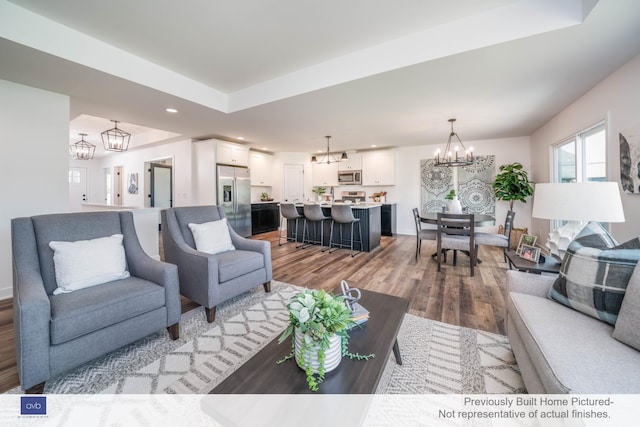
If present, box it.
[392,338,403,365]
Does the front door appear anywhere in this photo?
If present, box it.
[68,167,87,211]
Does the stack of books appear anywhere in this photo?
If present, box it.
[349,302,369,327]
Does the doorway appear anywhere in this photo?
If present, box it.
[113,165,123,206]
[145,158,173,208]
[283,164,305,202]
[68,167,87,211]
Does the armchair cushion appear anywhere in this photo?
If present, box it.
[49,234,130,295]
[188,218,235,255]
[217,250,265,283]
[49,276,167,345]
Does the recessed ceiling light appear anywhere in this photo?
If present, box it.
[238,137,245,140]
[371,144,377,147]
[262,147,268,150]
[165,107,178,113]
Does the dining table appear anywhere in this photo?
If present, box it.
[419,212,496,264]
[419,212,495,227]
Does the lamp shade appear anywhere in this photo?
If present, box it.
[532,182,625,222]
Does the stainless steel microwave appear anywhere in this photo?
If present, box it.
[338,170,362,185]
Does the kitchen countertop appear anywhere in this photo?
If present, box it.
[293,202,382,209]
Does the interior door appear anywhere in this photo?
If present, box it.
[283,164,304,202]
[151,163,173,208]
[68,167,87,211]
[113,165,123,206]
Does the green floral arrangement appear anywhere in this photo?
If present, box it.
[444,189,456,201]
[277,289,374,391]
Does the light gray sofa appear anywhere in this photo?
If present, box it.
[161,206,272,323]
[505,269,640,393]
[11,211,181,393]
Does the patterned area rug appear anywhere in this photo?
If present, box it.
[7,281,525,394]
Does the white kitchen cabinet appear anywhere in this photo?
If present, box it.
[338,153,362,171]
[312,162,339,187]
[362,151,395,186]
[249,151,273,186]
[216,141,249,166]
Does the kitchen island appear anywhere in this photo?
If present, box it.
[287,203,381,252]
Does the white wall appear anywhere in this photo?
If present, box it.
[86,139,194,208]
[0,80,70,299]
[530,53,640,242]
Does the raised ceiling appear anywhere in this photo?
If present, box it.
[1,0,639,155]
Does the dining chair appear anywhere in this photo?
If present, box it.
[412,208,437,261]
[436,212,476,276]
[475,210,515,263]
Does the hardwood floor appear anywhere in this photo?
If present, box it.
[0,231,509,393]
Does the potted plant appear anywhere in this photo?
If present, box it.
[311,186,326,201]
[260,192,272,201]
[492,162,534,211]
[277,289,374,391]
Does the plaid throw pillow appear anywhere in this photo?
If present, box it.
[548,222,640,325]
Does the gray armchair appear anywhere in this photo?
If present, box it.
[161,206,272,323]
[11,211,181,393]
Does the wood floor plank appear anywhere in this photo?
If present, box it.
[0,231,510,393]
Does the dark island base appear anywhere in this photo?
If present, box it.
[286,205,381,252]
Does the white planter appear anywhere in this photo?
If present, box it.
[448,197,462,214]
[294,328,342,374]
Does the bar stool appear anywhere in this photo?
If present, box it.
[279,203,304,247]
[329,204,362,257]
[302,204,332,251]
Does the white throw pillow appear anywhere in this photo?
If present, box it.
[49,234,130,295]
[189,218,236,255]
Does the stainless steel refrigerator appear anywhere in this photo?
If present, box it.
[217,165,252,237]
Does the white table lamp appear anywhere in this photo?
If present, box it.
[532,182,625,259]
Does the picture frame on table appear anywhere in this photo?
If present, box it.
[516,234,537,254]
[519,245,540,263]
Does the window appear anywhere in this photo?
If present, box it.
[552,123,606,183]
[551,122,607,228]
[68,169,81,184]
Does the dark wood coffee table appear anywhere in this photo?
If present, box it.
[211,289,409,394]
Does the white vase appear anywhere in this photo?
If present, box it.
[294,328,342,374]
[449,197,462,214]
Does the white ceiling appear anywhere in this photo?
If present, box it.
[1,0,640,156]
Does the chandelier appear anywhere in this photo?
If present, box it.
[434,119,473,167]
[69,133,96,160]
[101,120,131,152]
[311,135,348,164]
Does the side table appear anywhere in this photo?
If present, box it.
[505,250,561,274]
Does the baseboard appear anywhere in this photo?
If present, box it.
[0,286,12,301]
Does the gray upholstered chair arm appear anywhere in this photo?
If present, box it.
[120,211,181,325]
[13,267,51,389]
[506,270,555,298]
[229,227,272,281]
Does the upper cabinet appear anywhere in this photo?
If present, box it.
[217,141,249,166]
[249,151,274,186]
[312,162,339,187]
[362,151,395,186]
[338,153,362,171]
